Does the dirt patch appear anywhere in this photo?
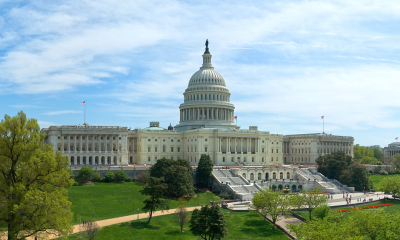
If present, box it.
[196,187,211,193]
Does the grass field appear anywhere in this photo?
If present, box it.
[65,209,288,240]
[368,174,400,190]
[68,182,220,224]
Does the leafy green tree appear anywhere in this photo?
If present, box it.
[189,203,227,240]
[0,111,73,240]
[353,145,374,160]
[316,151,353,180]
[372,148,385,162]
[379,175,400,197]
[252,189,291,229]
[104,171,114,182]
[196,154,214,188]
[150,158,194,198]
[75,166,94,183]
[300,186,328,221]
[312,205,330,220]
[175,197,189,232]
[115,171,128,181]
[339,163,370,191]
[140,177,169,224]
[348,209,388,240]
[359,156,380,165]
[390,153,400,169]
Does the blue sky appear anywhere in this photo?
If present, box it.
[1,0,400,147]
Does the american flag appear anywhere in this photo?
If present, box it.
[232,116,237,120]
[81,101,85,105]
[321,116,324,119]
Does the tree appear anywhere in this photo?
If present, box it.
[75,166,94,183]
[359,156,380,165]
[196,154,214,188]
[140,177,169,224]
[316,151,353,180]
[300,186,328,221]
[137,172,150,184]
[174,197,189,232]
[390,153,400,169]
[339,163,370,191]
[189,203,227,240]
[348,209,388,240]
[150,158,194,198]
[104,171,114,182]
[83,221,101,240]
[379,175,400,197]
[353,145,374,160]
[0,111,73,240]
[312,205,330,220]
[115,171,128,182]
[251,189,291,229]
[372,148,385,163]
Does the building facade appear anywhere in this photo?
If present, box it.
[283,133,354,164]
[42,42,353,167]
[383,142,400,158]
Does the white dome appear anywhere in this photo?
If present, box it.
[188,68,226,87]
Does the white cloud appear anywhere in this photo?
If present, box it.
[43,110,81,116]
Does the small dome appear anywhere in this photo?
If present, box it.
[168,123,173,130]
[188,68,226,87]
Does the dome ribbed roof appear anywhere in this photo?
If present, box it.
[188,68,226,87]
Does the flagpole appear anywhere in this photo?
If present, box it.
[323,117,324,134]
[84,101,86,125]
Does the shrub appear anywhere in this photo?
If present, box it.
[132,177,138,182]
[104,171,115,182]
[137,172,150,184]
[125,177,132,182]
[379,170,388,175]
[115,171,128,182]
[272,185,277,190]
[278,184,283,190]
[292,185,297,191]
[75,166,94,183]
[298,185,303,190]
[92,173,101,182]
[218,192,231,200]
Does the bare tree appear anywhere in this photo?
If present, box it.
[83,221,101,240]
[175,197,189,232]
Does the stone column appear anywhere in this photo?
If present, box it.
[241,138,243,153]
[117,135,119,152]
[61,136,64,153]
[86,135,89,152]
[250,138,252,154]
[74,135,77,153]
[68,135,71,152]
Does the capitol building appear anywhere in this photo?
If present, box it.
[42,42,354,167]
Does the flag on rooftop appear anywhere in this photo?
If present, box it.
[396,137,398,140]
[321,116,324,119]
[81,101,85,105]
[232,116,237,120]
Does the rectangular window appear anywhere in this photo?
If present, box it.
[171,139,174,142]
[101,137,103,140]
[171,157,174,160]
[272,149,274,153]
[205,139,208,141]
[64,136,67,140]
[178,147,180,152]
[252,157,254,162]
[178,139,180,142]
[277,149,279,153]
[155,157,157,161]
[231,157,234,162]
[276,157,278,161]
[155,147,157,152]
[205,147,207,152]
[119,137,121,140]
[223,157,225,162]
[148,157,151,162]
[155,139,157,142]
[262,157,264,162]
[58,136,60,139]
[262,148,264,153]
[148,147,151,152]
[107,137,109,140]
[113,137,115,140]
[148,139,151,142]
[171,147,174,152]
[244,157,246,162]
[271,157,274,161]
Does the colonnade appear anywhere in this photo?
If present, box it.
[60,134,122,153]
[180,107,234,122]
[217,137,261,154]
[387,150,400,158]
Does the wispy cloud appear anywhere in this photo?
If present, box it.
[43,110,81,116]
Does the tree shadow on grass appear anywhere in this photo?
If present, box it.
[164,230,186,235]
[118,221,160,230]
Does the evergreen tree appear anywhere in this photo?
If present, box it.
[0,111,73,240]
[140,177,169,224]
[196,154,214,188]
[189,203,227,240]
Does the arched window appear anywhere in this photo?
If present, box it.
[273,172,276,179]
[243,173,246,179]
[280,172,283,179]
[287,172,290,179]
[258,173,261,180]
[265,173,269,179]
[250,173,254,180]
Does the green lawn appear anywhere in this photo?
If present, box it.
[369,174,400,189]
[68,182,220,224]
[65,209,288,240]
